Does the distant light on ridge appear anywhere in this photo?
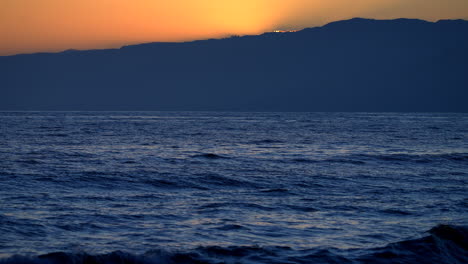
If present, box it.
[272,30,299,33]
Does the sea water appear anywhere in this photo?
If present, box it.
[0,112,467,263]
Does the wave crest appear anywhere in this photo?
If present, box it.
[1,225,466,264]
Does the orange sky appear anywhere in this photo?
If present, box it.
[1,0,468,55]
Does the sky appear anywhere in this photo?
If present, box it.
[1,0,468,55]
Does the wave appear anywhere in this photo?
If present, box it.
[248,139,284,144]
[289,153,468,165]
[357,224,468,264]
[191,153,230,160]
[1,225,466,264]
[44,133,69,137]
[259,188,290,194]
[380,208,412,216]
[359,153,468,163]
[197,202,275,212]
[193,173,258,188]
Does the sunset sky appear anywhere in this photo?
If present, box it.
[1,0,468,55]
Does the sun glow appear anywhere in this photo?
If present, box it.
[0,0,293,55]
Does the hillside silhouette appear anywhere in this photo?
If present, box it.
[1,18,467,112]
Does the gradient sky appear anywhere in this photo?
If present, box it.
[1,0,468,55]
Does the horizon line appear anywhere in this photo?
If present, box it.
[0,110,467,114]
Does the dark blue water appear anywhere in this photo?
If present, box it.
[0,112,467,264]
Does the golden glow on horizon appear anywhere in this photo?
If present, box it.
[1,0,468,55]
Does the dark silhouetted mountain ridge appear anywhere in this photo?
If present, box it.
[1,18,467,112]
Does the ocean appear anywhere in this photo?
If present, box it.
[0,112,466,264]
